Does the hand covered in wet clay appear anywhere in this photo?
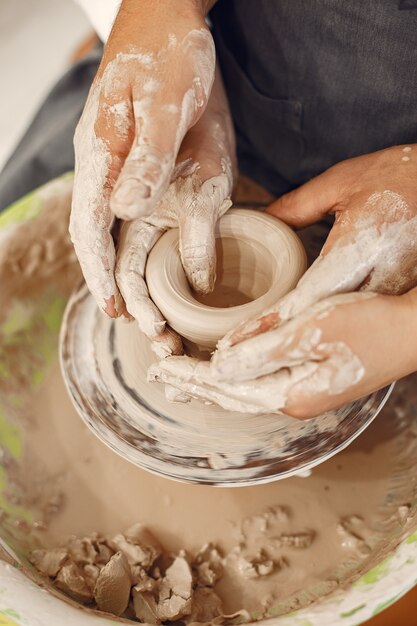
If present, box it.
[115,67,235,356]
[151,146,417,416]
[70,0,233,332]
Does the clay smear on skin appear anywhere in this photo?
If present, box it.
[402,146,412,162]
[214,295,371,381]
[149,347,363,415]
[152,296,368,415]
[70,28,215,311]
[109,29,216,220]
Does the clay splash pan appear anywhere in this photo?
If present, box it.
[60,284,392,486]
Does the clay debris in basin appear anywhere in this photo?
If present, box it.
[31,516,315,623]
[31,523,246,623]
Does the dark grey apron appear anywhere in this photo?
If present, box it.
[211,0,417,194]
[0,47,101,211]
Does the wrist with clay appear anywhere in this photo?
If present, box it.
[74,0,218,44]
[119,0,218,17]
[117,0,208,25]
[103,0,211,70]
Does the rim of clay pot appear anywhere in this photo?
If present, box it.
[146,209,307,348]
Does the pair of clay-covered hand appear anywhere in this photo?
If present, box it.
[70,1,417,418]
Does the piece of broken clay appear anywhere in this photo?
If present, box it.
[109,523,161,568]
[133,555,193,624]
[157,555,193,620]
[94,551,132,615]
[194,543,224,587]
[55,562,93,603]
[184,587,223,624]
[31,547,68,577]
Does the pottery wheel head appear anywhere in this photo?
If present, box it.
[59,284,393,486]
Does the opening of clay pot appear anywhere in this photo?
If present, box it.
[192,237,274,309]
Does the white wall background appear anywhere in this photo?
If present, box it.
[0,0,91,170]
